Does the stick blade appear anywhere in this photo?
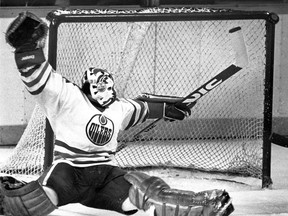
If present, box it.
[229,26,249,68]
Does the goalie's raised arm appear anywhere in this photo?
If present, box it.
[5,12,80,118]
[5,11,54,98]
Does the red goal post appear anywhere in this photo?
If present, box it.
[0,7,279,188]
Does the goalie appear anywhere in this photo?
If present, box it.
[0,12,234,216]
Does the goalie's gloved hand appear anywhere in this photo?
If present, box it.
[6,11,47,52]
[6,11,47,69]
[164,102,192,121]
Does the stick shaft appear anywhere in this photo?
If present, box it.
[176,64,241,107]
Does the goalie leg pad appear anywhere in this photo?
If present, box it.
[125,171,234,216]
[0,180,56,216]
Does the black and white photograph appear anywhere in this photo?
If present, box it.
[0,1,287,215]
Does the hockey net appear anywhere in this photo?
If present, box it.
[0,8,278,185]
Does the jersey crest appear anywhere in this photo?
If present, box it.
[86,114,114,146]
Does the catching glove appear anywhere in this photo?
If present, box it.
[6,11,48,69]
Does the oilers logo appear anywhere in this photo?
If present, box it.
[86,114,114,146]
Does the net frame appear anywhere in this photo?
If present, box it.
[35,8,277,188]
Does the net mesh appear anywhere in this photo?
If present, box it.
[0,8,268,179]
[0,105,46,175]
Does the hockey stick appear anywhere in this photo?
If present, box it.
[133,64,242,140]
[132,26,248,141]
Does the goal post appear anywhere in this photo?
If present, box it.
[0,7,279,188]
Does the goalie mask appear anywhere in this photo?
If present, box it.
[81,67,116,108]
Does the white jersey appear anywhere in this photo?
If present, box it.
[20,61,149,167]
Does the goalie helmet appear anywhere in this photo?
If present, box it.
[81,67,116,108]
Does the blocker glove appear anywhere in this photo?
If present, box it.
[6,11,48,69]
[136,93,195,121]
[163,102,192,121]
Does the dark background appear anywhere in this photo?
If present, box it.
[1,0,287,7]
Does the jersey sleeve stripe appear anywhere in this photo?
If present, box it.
[23,63,51,92]
[131,100,148,125]
[124,99,149,130]
[22,62,48,87]
[29,73,51,95]
[125,100,137,130]
[23,63,52,94]
[20,61,49,83]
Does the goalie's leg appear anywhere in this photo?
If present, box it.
[0,175,56,216]
[125,171,234,216]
